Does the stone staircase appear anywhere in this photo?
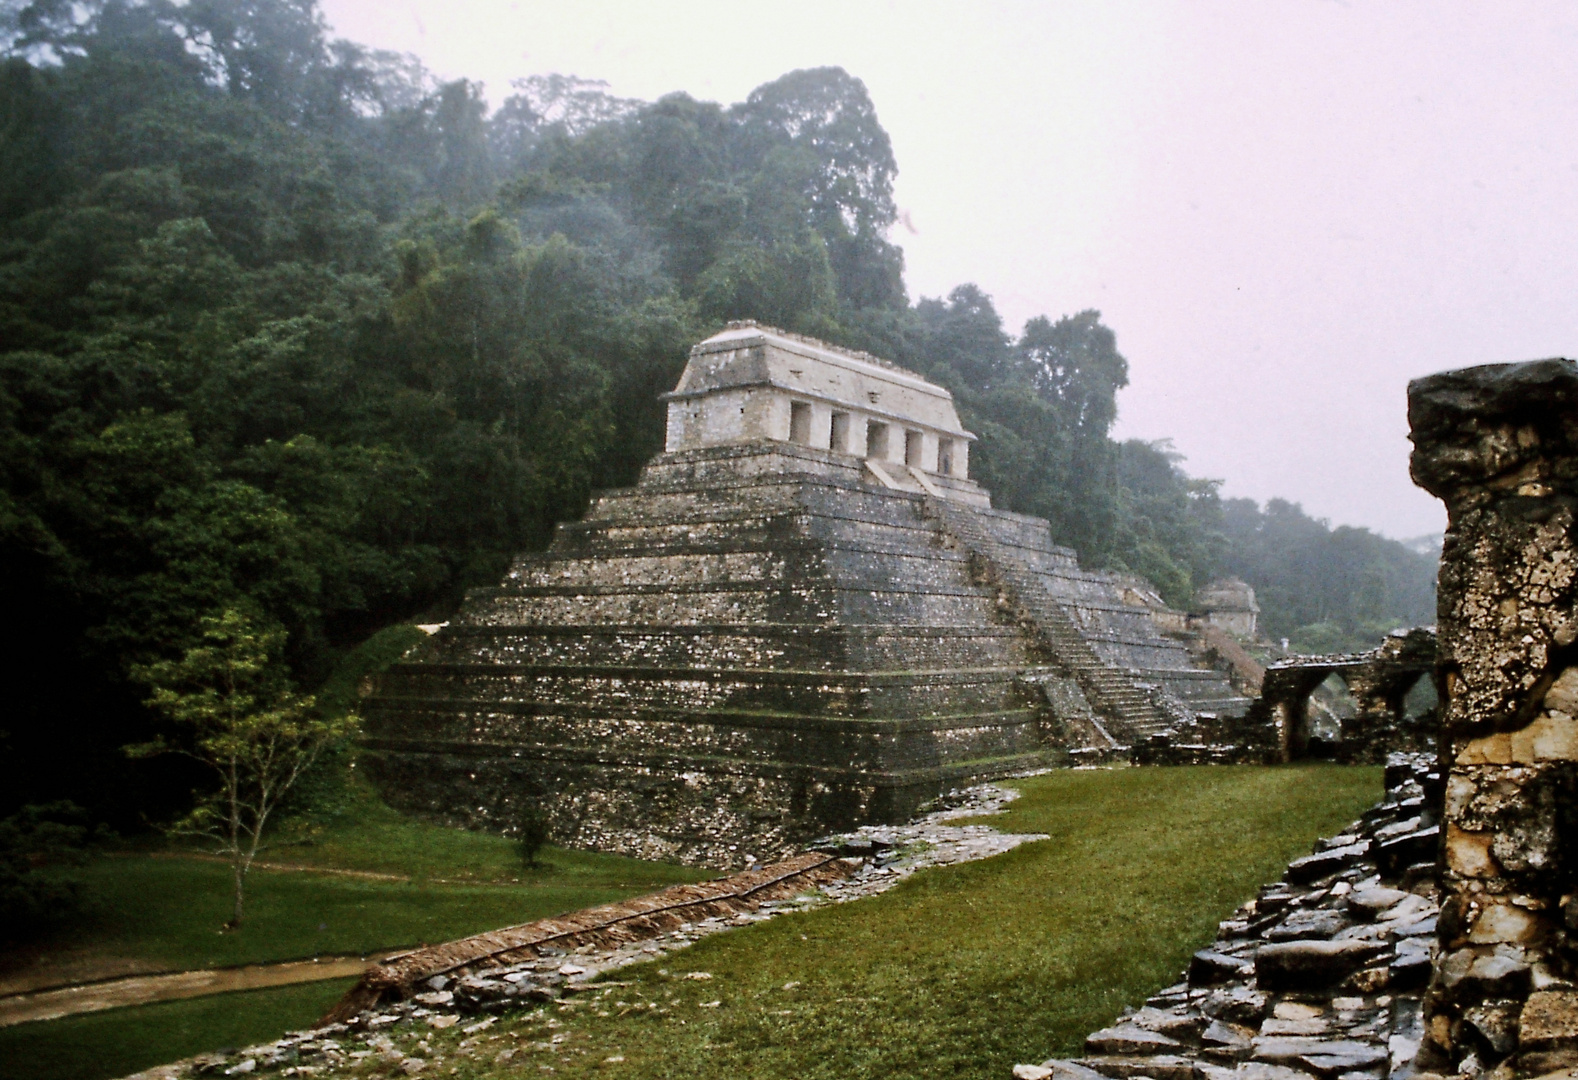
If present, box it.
[922,494,1171,745]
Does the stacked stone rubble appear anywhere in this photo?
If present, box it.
[1407,359,1578,1078]
[1021,754,1444,1080]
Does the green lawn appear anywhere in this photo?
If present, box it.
[0,796,711,1080]
[260,789,708,889]
[28,801,711,976]
[1,765,1380,1080]
[0,980,358,1080]
[55,855,702,973]
[362,764,1383,1080]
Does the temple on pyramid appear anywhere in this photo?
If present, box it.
[361,323,1249,866]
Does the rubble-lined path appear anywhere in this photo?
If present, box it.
[1014,754,1440,1080]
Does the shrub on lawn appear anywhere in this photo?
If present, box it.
[518,805,551,869]
[0,801,109,940]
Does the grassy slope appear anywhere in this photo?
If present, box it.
[0,806,710,1080]
[15,780,710,972]
[382,765,1382,1080]
[26,802,710,975]
[55,856,698,973]
[0,981,359,1080]
[261,791,704,888]
[0,765,1379,1080]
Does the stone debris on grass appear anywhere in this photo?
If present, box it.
[118,782,1045,1080]
[814,781,1049,902]
[1013,752,1441,1080]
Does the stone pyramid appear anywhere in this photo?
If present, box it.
[362,324,1246,866]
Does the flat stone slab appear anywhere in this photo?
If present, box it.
[1085,1023,1184,1055]
[1345,886,1409,918]
[1078,1054,1200,1080]
[1030,1061,1109,1080]
[1260,1018,1333,1037]
[1130,1007,1208,1040]
[1255,940,1388,991]
[1192,949,1255,985]
[1373,827,1437,877]
[1233,1064,1320,1080]
[1265,909,1350,942]
[1520,990,1578,1050]
[1199,986,1272,1024]
[1285,843,1369,884]
[1252,1037,1390,1077]
[1200,1020,1256,1061]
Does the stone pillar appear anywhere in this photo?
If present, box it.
[1409,359,1578,1077]
[1339,669,1398,764]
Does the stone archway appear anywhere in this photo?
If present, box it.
[1257,664,1346,761]
[1243,628,1437,762]
[1299,672,1358,758]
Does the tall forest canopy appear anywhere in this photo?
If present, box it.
[0,0,1436,820]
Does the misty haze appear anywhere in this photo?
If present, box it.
[0,4,1568,1079]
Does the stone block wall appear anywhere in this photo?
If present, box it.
[362,442,1059,865]
[1408,359,1578,1077]
[364,439,1250,866]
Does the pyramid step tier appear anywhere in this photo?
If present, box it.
[365,442,1250,867]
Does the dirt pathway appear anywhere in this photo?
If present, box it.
[147,852,537,886]
[148,852,415,882]
[0,953,404,1028]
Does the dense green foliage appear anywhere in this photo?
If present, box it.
[1218,497,1438,652]
[0,0,1434,823]
[0,800,107,937]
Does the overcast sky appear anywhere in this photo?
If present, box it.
[317,0,1578,541]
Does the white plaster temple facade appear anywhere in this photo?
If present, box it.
[663,321,976,487]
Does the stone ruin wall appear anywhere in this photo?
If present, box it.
[1133,629,1438,767]
[1407,358,1578,1079]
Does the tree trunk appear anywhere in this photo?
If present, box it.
[230,857,245,927]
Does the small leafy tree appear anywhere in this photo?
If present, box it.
[129,609,357,928]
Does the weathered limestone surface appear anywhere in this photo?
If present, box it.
[663,321,978,491]
[1407,358,1578,1077]
[363,328,1244,866]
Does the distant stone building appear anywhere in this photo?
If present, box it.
[361,324,1247,866]
[1194,577,1260,637]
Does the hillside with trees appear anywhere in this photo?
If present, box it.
[0,0,1434,824]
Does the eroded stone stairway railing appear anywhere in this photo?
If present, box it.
[921,495,1169,746]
